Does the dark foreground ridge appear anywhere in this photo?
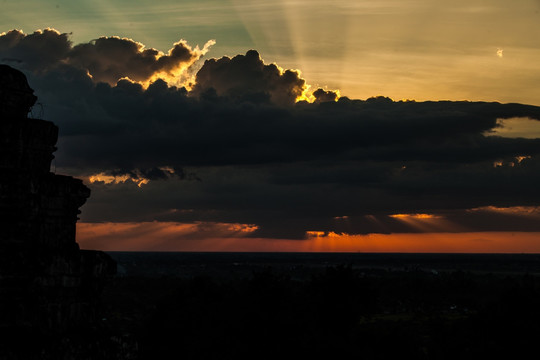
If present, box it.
[0,65,119,359]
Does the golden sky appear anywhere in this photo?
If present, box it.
[3,0,540,104]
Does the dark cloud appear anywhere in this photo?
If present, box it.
[191,50,307,106]
[0,29,209,85]
[3,29,540,239]
[53,92,540,170]
[0,29,71,72]
[312,88,339,103]
[79,157,540,239]
[68,37,199,84]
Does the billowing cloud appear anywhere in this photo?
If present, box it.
[312,88,339,103]
[0,29,71,71]
[191,50,308,106]
[0,28,214,86]
[3,28,540,241]
[68,37,214,85]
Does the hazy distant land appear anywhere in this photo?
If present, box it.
[108,251,540,278]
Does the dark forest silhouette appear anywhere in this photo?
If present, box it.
[106,253,540,360]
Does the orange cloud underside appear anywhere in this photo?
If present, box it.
[77,222,540,253]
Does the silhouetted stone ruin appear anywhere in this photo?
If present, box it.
[0,65,117,359]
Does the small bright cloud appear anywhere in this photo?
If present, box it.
[88,172,149,187]
[488,117,540,139]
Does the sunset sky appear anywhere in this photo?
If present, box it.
[3,0,540,252]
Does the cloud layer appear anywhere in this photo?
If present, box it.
[3,29,540,240]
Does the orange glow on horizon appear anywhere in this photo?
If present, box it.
[467,206,540,217]
[77,221,260,251]
[77,221,540,253]
[389,213,439,219]
[304,231,540,253]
